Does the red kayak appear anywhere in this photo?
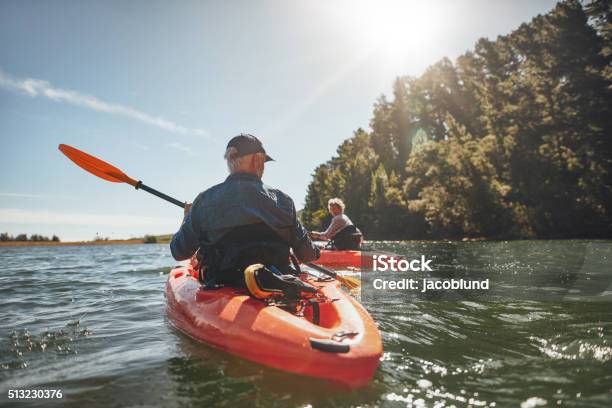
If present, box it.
[314,248,403,269]
[166,261,382,387]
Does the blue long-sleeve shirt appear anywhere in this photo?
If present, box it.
[170,172,319,263]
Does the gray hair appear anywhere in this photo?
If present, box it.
[224,146,244,173]
[328,198,345,212]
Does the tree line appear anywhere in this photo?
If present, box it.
[0,233,61,242]
[301,0,611,240]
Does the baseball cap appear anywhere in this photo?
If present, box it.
[226,133,274,162]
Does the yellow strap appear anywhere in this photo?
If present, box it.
[244,264,283,300]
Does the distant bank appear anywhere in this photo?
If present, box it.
[0,234,172,247]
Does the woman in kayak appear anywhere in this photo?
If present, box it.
[309,198,363,250]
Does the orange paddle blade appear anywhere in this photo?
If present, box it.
[58,144,138,186]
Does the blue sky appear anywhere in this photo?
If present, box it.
[1,0,557,241]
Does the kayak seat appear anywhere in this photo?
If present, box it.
[244,263,317,301]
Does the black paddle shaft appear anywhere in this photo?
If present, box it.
[135,181,185,209]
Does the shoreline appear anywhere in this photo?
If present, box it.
[1,237,609,248]
[0,236,172,247]
[0,239,149,247]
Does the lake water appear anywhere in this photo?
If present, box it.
[1,241,611,407]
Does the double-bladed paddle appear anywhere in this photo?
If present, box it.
[305,262,361,290]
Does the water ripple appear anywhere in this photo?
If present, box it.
[0,241,610,407]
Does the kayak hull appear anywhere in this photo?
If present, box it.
[165,261,382,387]
[314,249,404,269]
[316,249,364,268]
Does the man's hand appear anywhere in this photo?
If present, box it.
[183,203,192,221]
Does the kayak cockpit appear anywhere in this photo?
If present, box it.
[166,260,382,387]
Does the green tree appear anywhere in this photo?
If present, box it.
[143,235,158,244]
[302,0,611,240]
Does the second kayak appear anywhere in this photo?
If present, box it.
[166,260,382,387]
[314,248,404,269]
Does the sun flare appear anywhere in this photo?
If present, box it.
[334,1,443,62]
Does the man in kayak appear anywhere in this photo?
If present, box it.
[170,133,320,291]
[309,198,363,250]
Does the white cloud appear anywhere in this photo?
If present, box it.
[0,68,208,137]
[0,208,176,228]
[0,192,72,199]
